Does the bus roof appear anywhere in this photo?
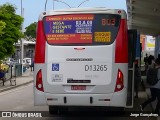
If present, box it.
[38,7,127,20]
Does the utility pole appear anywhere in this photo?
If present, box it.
[53,0,54,10]
[20,0,24,74]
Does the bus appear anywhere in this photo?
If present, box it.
[34,8,136,114]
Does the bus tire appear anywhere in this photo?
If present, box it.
[107,107,125,116]
[49,106,58,115]
[115,107,126,115]
[59,107,68,114]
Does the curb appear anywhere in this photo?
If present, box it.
[0,80,33,93]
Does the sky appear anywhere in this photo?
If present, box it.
[0,0,127,29]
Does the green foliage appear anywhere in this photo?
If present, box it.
[0,21,6,35]
[24,22,37,39]
[0,3,23,60]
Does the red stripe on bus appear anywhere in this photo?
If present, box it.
[115,19,128,63]
[35,21,46,63]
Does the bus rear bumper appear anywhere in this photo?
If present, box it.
[44,88,127,107]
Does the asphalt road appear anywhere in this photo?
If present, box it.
[0,83,159,120]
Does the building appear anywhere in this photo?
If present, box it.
[140,35,155,59]
[13,39,35,60]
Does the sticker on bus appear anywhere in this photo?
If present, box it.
[94,32,111,42]
[52,74,63,82]
[52,63,59,71]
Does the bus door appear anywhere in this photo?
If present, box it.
[126,29,137,108]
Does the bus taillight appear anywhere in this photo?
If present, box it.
[114,69,124,92]
[36,69,44,92]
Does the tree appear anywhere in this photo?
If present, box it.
[24,22,37,40]
[0,21,6,35]
[0,3,23,60]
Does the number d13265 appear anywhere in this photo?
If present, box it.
[85,65,107,71]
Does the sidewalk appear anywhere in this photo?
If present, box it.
[0,69,33,93]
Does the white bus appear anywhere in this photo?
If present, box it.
[34,8,136,114]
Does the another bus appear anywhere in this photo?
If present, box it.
[34,8,135,114]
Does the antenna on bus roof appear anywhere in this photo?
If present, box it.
[45,0,48,11]
[44,0,71,11]
[44,0,89,11]
[77,0,90,7]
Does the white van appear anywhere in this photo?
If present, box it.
[23,58,31,68]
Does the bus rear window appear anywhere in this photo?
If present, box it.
[43,14,120,45]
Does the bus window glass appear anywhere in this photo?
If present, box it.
[43,14,120,45]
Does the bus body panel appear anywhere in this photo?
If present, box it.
[34,8,128,108]
[44,43,114,94]
[34,87,47,106]
[34,64,128,107]
[38,8,127,21]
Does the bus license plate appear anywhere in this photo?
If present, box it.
[71,85,86,90]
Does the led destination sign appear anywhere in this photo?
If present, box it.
[44,14,120,45]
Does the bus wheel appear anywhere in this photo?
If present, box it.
[59,107,68,114]
[107,107,126,116]
[115,107,126,115]
[49,106,58,115]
